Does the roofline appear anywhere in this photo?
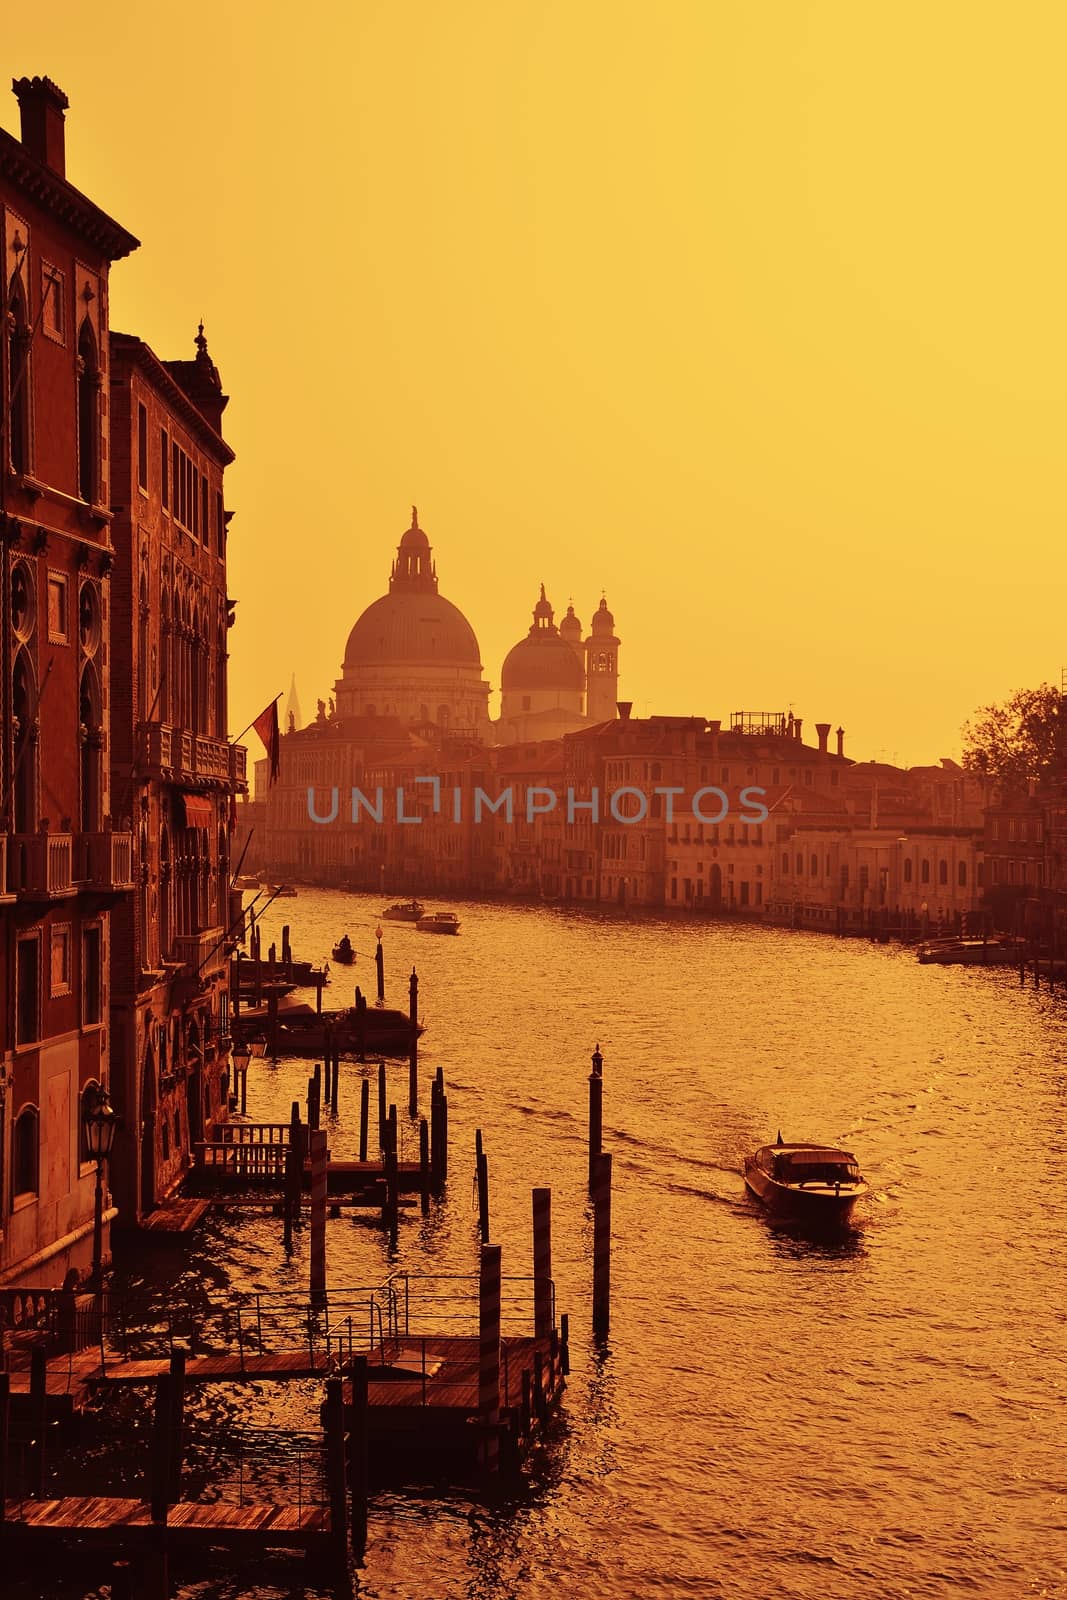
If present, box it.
[110,332,235,464]
[0,127,139,260]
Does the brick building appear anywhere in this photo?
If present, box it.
[1,78,138,1286]
[106,329,242,1223]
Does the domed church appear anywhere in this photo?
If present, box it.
[334,508,492,738]
[495,587,621,745]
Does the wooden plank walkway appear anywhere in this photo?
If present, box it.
[1,1496,329,1549]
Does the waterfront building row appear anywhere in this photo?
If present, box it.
[1,79,242,1288]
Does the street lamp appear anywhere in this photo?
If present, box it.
[82,1084,118,1287]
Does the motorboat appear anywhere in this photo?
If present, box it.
[743,1138,867,1223]
[416,911,461,935]
[331,936,355,965]
[382,899,425,922]
[233,875,259,891]
[267,883,297,898]
[917,936,1012,965]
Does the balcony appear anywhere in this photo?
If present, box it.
[9,832,75,898]
[230,743,247,787]
[137,723,240,789]
[75,831,135,891]
[174,926,226,978]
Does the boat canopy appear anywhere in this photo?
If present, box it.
[780,1148,856,1166]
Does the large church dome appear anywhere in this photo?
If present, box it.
[343,510,483,668]
[334,509,490,737]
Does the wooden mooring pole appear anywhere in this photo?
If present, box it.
[386,1106,399,1248]
[30,1345,47,1495]
[359,1076,370,1163]
[375,936,385,1004]
[419,1117,431,1215]
[479,1243,502,1482]
[533,1187,552,1339]
[310,1128,329,1302]
[324,1376,348,1570]
[588,1044,604,1190]
[168,1350,186,1504]
[377,1060,387,1155]
[592,1151,613,1339]
[350,1353,369,1558]
[408,968,420,1115]
[475,1132,490,1242]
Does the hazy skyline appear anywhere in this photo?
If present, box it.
[5,1,1063,766]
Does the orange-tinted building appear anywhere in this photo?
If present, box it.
[1,78,138,1286]
[106,329,242,1223]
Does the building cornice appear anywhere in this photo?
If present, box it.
[0,129,139,260]
[109,333,235,465]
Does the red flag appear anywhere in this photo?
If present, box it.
[252,699,280,785]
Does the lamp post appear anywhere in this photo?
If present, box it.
[232,1042,250,1115]
[83,1084,118,1287]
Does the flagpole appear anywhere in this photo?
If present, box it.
[231,692,283,747]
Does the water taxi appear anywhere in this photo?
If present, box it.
[382,899,425,922]
[743,1137,867,1223]
[416,911,461,935]
[917,936,1011,965]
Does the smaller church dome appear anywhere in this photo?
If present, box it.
[501,587,585,692]
[559,603,582,641]
[398,506,430,555]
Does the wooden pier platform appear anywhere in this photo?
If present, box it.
[0,1496,330,1551]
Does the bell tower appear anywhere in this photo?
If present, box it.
[584,596,620,723]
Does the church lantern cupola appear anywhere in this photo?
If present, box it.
[584,595,620,723]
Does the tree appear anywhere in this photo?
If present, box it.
[961,683,1064,794]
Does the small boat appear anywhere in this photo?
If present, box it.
[331,937,355,965]
[233,875,259,891]
[267,883,298,898]
[416,911,461,935]
[381,899,425,922]
[743,1138,867,1223]
[917,937,1011,965]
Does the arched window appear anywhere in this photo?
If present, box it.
[77,318,101,503]
[159,589,170,723]
[7,268,31,473]
[14,1106,39,1196]
[781,852,788,874]
[958,861,968,887]
[437,706,450,728]
[12,645,37,833]
[795,853,803,874]
[938,859,948,885]
[810,854,819,877]
[921,859,930,884]
[159,826,171,956]
[904,858,913,883]
[79,661,102,831]
[138,575,150,722]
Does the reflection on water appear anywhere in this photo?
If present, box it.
[11,890,1067,1599]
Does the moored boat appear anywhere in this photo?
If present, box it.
[267,883,298,898]
[917,936,1012,965]
[234,875,259,890]
[743,1137,867,1223]
[382,899,425,922]
[416,911,461,935]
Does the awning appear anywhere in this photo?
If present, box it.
[182,794,214,829]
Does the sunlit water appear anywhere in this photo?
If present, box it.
[15,891,1067,1599]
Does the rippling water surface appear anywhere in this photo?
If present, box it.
[21,892,1067,1598]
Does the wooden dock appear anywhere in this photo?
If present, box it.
[1,1496,330,1551]
[139,1197,213,1236]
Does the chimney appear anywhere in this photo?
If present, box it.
[13,76,69,176]
[815,722,831,756]
[836,726,845,758]
[793,718,803,742]
[616,701,632,721]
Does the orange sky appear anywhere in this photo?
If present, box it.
[5,2,1064,765]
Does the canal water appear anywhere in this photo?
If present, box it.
[22,891,1067,1598]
